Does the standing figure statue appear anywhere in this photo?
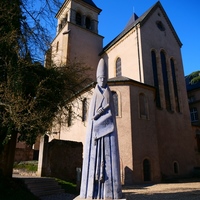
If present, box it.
[80,58,122,199]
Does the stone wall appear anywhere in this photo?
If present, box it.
[14,148,34,162]
[40,139,83,183]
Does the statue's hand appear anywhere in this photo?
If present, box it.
[97,107,104,115]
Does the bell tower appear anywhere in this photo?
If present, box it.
[50,0,103,81]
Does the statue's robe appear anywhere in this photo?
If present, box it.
[80,84,122,199]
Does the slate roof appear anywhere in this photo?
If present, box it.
[101,1,182,54]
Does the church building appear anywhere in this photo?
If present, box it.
[47,0,198,184]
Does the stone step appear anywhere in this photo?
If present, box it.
[20,177,65,198]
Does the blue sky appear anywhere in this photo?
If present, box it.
[92,0,199,76]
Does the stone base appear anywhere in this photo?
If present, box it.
[74,196,126,200]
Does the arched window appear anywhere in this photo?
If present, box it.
[151,50,161,108]
[170,58,180,112]
[116,57,122,77]
[173,161,179,174]
[160,51,171,111]
[139,93,148,119]
[76,12,82,25]
[82,98,87,121]
[143,159,151,181]
[85,16,91,29]
[112,91,119,116]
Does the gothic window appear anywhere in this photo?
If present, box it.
[143,159,151,181]
[112,91,119,116]
[85,16,91,29]
[173,161,179,174]
[151,50,161,108]
[190,107,199,122]
[139,93,148,119]
[82,98,87,121]
[170,58,180,112]
[76,12,82,25]
[160,51,171,111]
[116,57,122,77]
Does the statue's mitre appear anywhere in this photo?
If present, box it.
[96,58,108,78]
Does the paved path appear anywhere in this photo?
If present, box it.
[123,181,200,200]
[39,181,200,200]
[13,171,200,199]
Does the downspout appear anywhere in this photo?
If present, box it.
[136,24,142,82]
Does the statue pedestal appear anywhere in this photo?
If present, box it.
[74,196,126,200]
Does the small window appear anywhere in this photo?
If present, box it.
[82,98,87,122]
[112,91,119,116]
[85,17,91,29]
[76,12,82,25]
[116,57,122,77]
[190,107,199,122]
[173,161,179,174]
[156,20,165,31]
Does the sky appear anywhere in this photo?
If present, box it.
[91,0,200,76]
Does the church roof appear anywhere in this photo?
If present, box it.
[101,1,182,53]
[108,76,155,90]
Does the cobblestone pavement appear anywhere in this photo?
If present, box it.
[39,181,200,200]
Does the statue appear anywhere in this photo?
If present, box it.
[79,58,122,199]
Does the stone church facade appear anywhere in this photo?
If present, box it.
[46,0,198,184]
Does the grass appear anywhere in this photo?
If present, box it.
[13,161,38,172]
[55,178,79,195]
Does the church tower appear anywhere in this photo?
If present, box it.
[50,0,103,80]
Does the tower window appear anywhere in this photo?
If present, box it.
[76,12,82,25]
[85,17,91,29]
[116,57,122,77]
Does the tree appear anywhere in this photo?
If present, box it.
[0,0,91,177]
[189,71,200,84]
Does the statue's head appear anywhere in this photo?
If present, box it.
[96,58,108,88]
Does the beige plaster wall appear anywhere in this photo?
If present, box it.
[103,29,141,82]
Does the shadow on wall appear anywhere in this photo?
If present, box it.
[39,137,83,183]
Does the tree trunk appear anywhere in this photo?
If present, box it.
[0,132,17,177]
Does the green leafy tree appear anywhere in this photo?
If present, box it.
[189,71,200,84]
[0,0,90,177]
